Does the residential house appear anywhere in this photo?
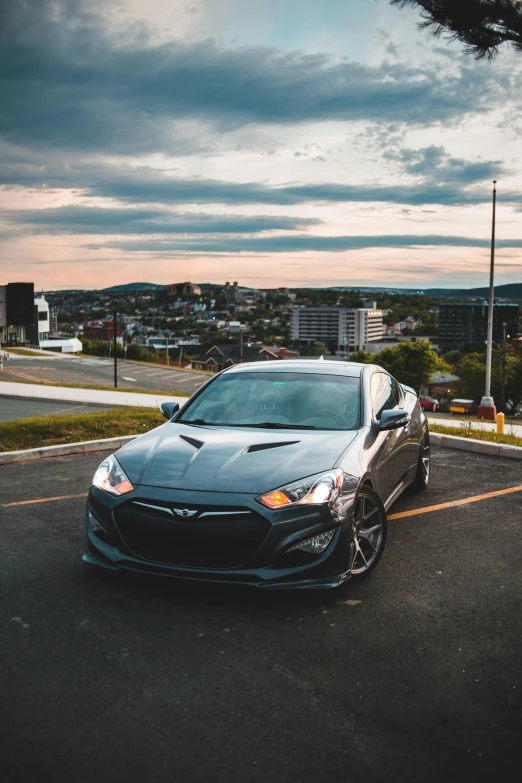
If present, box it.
[191,344,299,372]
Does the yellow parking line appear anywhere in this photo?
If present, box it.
[2,493,89,508]
[4,484,522,515]
[388,484,522,520]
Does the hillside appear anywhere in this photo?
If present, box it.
[101,282,165,292]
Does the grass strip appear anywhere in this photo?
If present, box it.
[2,348,46,357]
[430,423,522,447]
[0,375,192,397]
[0,407,164,452]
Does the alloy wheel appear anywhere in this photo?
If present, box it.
[350,489,386,576]
[421,431,430,484]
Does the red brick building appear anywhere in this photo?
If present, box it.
[83,321,122,341]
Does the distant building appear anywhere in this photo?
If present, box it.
[168,282,202,297]
[439,301,520,349]
[39,338,82,354]
[290,305,383,353]
[33,297,50,342]
[224,281,263,308]
[191,344,299,372]
[0,282,35,345]
[49,310,58,337]
[84,320,123,342]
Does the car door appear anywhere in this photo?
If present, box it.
[370,371,410,504]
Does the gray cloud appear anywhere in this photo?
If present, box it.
[0,0,518,156]
[5,205,319,235]
[2,158,520,208]
[86,234,522,254]
[386,145,505,185]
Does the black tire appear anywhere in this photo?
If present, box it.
[348,485,388,582]
[412,428,430,492]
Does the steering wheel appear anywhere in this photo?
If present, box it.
[309,409,350,427]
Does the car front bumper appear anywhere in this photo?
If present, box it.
[83,485,357,590]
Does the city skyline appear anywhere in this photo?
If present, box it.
[1,0,521,290]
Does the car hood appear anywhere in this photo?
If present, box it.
[116,422,358,494]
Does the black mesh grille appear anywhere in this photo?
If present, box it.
[244,441,299,454]
[113,500,270,568]
[179,434,204,450]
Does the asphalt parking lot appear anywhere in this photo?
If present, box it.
[1,447,520,782]
[0,356,207,395]
[0,397,116,421]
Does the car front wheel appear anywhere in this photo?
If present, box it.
[412,428,430,491]
[349,486,387,582]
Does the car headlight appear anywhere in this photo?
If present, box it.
[92,455,133,496]
[258,468,354,510]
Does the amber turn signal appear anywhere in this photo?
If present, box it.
[259,490,292,509]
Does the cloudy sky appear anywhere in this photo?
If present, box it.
[1,0,521,290]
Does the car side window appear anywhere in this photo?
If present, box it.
[371,372,398,420]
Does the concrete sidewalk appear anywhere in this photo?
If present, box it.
[427,415,522,437]
[0,381,187,409]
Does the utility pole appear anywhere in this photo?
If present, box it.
[166,332,169,366]
[240,326,243,363]
[113,309,118,388]
[478,181,497,421]
[179,344,183,368]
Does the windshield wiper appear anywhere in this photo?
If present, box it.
[179,420,317,429]
[237,422,317,429]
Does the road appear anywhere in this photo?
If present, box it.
[0,355,208,395]
[0,397,116,421]
[0,448,520,782]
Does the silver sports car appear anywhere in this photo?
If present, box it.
[84,360,430,589]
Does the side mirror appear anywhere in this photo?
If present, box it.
[160,401,180,420]
[378,407,411,431]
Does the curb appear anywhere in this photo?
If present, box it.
[429,432,522,460]
[2,431,521,466]
[0,434,138,465]
[0,393,118,409]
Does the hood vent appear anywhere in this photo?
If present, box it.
[243,441,300,455]
[179,434,204,451]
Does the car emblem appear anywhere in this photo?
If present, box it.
[173,508,198,518]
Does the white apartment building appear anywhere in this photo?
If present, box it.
[34,296,50,342]
[290,303,384,353]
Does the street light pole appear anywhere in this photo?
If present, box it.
[478,180,497,421]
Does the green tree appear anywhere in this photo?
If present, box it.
[454,349,522,412]
[391,1,522,60]
[350,350,374,364]
[372,340,439,392]
[300,344,331,356]
[443,349,464,367]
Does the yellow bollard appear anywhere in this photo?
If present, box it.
[496,412,505,434]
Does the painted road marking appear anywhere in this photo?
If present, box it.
[175,376,196,384]
[122,377,137,382]
[3,493,89,507]
[388,484,522,520]
[3,484,522,513]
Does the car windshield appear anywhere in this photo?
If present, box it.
[178,371,360,430]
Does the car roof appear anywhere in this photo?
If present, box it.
[222,359,370,377]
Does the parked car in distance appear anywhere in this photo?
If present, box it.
[419,396,439,412]
[84,360,430,590]
[449,398,478,415]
